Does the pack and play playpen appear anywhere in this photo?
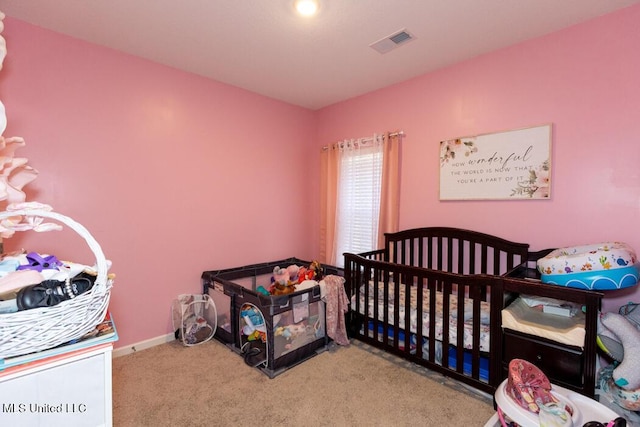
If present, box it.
[202,258,341,378]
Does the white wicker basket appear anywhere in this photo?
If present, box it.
[0,208,112,359]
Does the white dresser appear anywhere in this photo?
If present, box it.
[0,343,113,427]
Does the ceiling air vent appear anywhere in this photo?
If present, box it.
[370,29,415,54]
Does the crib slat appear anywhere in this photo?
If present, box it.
[457,238,464,274]
[469,243,477,274]
[415,274,425,360]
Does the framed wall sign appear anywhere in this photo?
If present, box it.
[439,124,552,200]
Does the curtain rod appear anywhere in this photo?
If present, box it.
[321,130,404,151]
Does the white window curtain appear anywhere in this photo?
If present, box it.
[320,131,401,267]
[334,134,384,266]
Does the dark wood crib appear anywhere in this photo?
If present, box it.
[343,227,603,397]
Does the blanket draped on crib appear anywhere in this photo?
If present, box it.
[320,275,350,345]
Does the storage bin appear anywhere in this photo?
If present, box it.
[202,257,341,378]
[0,207,113,360]
[171,294,217,346]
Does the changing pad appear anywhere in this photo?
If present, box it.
[501,297,586,348]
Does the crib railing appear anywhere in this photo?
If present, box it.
[383,227,529,276]
[344,252,504,394]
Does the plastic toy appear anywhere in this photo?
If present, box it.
[240,304,266,342]
[496,362,622,427]
[537,242,639,290]
[256,285,270,296]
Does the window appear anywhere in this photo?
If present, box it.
[320,132,401,267]
[334,140,383,266]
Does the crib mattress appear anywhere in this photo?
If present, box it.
[501,297,585,348]
[353,282,491,352]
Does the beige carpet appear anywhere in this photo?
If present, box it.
[112,339,496,426]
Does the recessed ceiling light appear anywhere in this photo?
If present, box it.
[295,0,319,17]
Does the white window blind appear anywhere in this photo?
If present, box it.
[335,140,383,266]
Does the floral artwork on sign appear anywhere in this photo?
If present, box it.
[439,124,552,200]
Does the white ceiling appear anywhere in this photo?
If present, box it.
[1,0,638,110]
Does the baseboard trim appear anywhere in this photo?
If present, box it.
[113,333,175,358]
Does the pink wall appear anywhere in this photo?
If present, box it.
[315,4,640,311]
[1,5,639,351]
[0,18,317,349]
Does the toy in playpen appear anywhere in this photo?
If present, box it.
[238,303,268,367]
[240,303,267,342]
